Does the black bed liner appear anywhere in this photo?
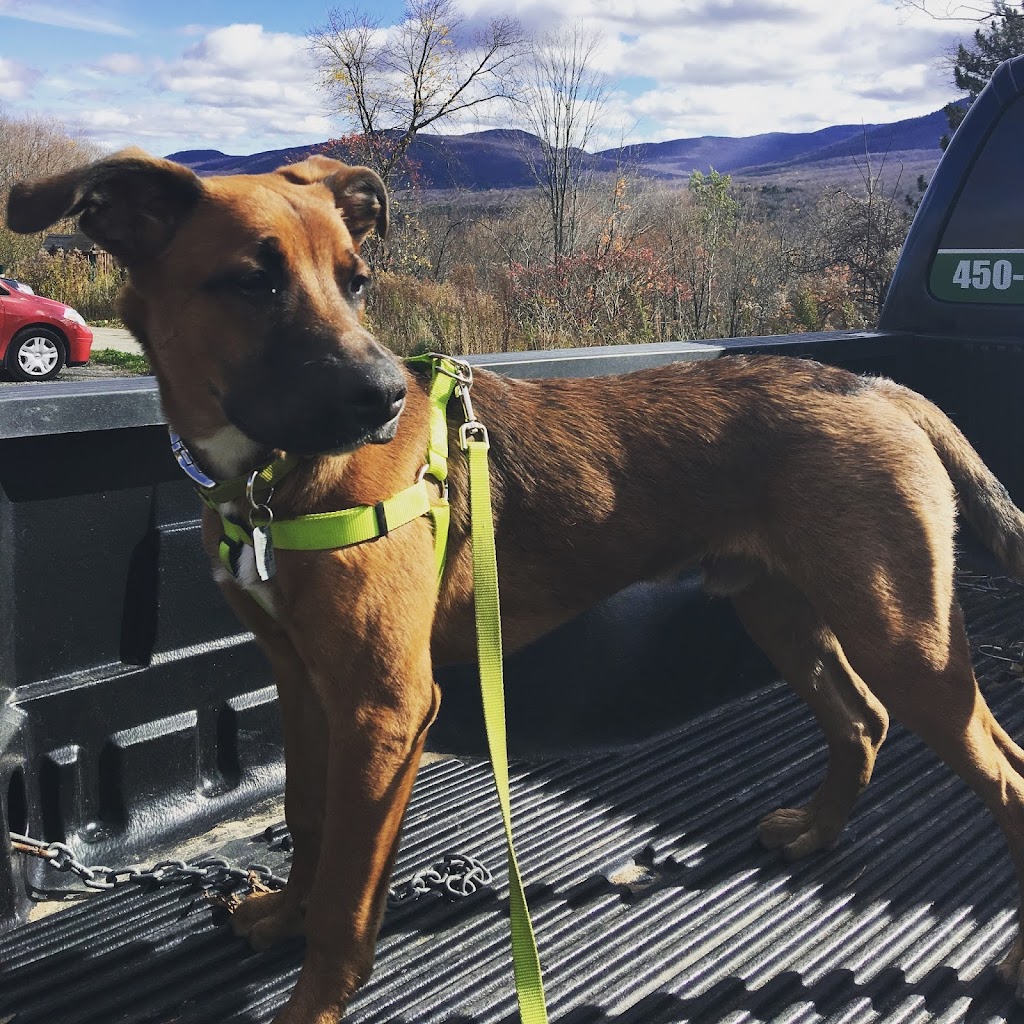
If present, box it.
[3,576,1024,1024]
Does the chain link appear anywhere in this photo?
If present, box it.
[387,853,493,909]
[10,832,491,909]
[10,832,285,893]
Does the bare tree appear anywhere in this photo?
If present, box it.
[897,0,1013,19]
[807,141,913,318]
[309,0,525,187]
[517,24,607,264]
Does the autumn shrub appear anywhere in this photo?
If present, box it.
[779,267,870,333]
[505,244,684,348]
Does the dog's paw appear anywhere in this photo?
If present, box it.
[231,889,305,950]
[996,935,1024,999]
[758,806,837,860]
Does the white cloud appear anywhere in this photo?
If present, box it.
[0,0,134,36]
[94,53,146,75]
[0,56,40,101]
[168,23,313,84]
[464,0,963,138]
[50,23,333,155]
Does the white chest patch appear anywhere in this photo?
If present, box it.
[192,424,265,480]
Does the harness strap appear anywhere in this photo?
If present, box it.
[203,453,301,504]
[212,479,433,552]
[412,354,461,582]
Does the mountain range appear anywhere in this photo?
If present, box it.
[168,104,953,191]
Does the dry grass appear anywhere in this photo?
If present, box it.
[368,272,517,356]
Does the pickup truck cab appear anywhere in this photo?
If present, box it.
[1,56,1024,1024]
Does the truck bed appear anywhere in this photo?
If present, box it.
[2,573,1022,1024]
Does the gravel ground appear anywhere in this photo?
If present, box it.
[0,363,146,386]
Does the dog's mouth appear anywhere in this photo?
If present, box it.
[366,410,402,445]
[218,351,408,458]
[223,403,403,458]
[315,407,403,456]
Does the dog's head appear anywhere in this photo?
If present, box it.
[6,148,405,473]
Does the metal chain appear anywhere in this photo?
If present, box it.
[10,832,491,908]
[261,826,493,907]
[387,852,493,909]
[9,832,285,893]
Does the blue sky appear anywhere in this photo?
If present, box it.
[0,0,967,157]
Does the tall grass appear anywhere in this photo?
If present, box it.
[368,271,516,356]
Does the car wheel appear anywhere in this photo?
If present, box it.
[6,326,66,381]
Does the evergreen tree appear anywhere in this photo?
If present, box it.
[942,2,1024,147]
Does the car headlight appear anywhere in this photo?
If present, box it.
[62,306,86,326]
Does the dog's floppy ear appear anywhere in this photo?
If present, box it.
[276,156,388,245]
[6,147,202,266]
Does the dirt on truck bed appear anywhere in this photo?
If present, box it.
[2,573,1024,1024]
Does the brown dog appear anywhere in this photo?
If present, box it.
[9,150,1024,1023]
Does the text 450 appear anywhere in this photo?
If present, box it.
[952,258,1024,290]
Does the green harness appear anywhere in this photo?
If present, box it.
[176,354,548,1024]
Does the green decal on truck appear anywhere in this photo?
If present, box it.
[931,250,1024,303]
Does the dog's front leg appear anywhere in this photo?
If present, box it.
[271,547,441,1024]
[214,581,329,949]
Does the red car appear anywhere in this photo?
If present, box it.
[0,280,93,381]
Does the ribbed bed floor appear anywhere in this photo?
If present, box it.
[4,574,1024,1023]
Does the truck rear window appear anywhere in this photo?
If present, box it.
[930,95,1024,304]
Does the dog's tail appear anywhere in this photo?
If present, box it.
[874,377,1024,578]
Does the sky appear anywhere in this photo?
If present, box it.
[0,0,973,158]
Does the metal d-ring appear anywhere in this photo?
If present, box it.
[246,469,275,529]
[416,463,449,500]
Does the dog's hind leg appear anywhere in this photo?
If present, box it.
[830,589,1024,996]
[990,717,1024,779]
[731,573,889,860]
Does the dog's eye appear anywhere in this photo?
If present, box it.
[234,270,277,295]
[349,274,369,299]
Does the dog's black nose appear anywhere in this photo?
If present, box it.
[352,380,406,422]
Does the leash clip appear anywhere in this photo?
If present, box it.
[459,421,489,450]
[430,354,473,387]
[431,356,488,450]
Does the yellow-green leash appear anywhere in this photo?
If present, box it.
[460,409,549,1024]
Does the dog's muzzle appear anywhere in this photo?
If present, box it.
[221,344,408,456]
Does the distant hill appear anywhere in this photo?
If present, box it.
[168,130,628,190]
[168,104,954,191]
[605,124,871,179]
[602,107,951,182]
